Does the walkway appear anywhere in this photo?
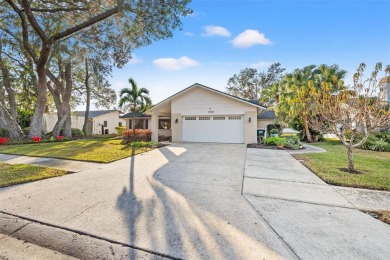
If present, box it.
[243,148,390,259]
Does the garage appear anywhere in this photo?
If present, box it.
[146,83,266,144]
[182,115,244,143]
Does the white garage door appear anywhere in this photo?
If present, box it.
[182,115,244,143]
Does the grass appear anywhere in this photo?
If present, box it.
[370,211,390,225]
[0,138,155,163]
[294,140,390,191]
[0,162,67,188]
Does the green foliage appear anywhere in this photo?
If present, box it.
[17,109,34,128]
[264,136,286,146]
[115,126,126,135]
[0,128,10,138]
[362,131,390,152]
[71,128,84,139]
[267,124,281,135]
[270,128,279,134]
[128,141,159,148]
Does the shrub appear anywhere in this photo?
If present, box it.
[0,128,9,138]
[0,137,9,145]
[31,136,41,143]
[115,126,126,136]
[361,131,390,152]
[71,128,84,139]
[122,129,152,143]
[270,128,279,134]
[264,136,286,146]
[128,141,159,148]
[267,124,281,135]
[275,138,287,147]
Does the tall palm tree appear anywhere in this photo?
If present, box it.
[119,78,151,140]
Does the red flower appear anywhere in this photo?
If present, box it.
[0,138,9,145]
[31,136,41,143]
[56,136,64,141]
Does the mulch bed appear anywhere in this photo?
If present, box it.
[247,143,305,150]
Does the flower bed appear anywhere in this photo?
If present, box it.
[122,129,152,144]
[0,138,9,145]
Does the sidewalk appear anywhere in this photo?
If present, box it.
[243,148,390,259]
[0,154,102,172]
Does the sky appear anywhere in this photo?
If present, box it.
[107,0,390,109]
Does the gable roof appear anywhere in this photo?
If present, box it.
[72,110,120,118]
[257,110,277,120]
[147,83,266,113]
[120,112,151,118]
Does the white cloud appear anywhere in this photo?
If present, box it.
[128,54,143,64]
[202,25,231,37]
[232,29,272,48]
[152,56,200,71]
[250,61,273,69]
[184,32,194,37]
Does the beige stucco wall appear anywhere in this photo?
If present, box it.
[257,119,275,129]
[171,113,182,142]
[171,87,257,116]
[245,111,258,144]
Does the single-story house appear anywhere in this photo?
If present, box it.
[122,83,273,144]
[43,110,125,135]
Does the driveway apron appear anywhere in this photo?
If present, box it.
[0,144,296,259]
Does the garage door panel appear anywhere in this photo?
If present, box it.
[183,115,244,143]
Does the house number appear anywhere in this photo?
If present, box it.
[208,111,214,113]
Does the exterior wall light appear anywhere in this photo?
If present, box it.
[249,117,252,123]
[175,118,178,123]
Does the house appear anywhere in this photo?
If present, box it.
[43,110,125,135]
[123,83,269,144]
[257,110,277,129]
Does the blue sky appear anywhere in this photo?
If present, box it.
[109,0,390,107]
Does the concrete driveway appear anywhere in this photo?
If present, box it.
[0,144,296,259]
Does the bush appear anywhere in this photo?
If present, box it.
[71,128,84,139]
[264,136,286,146]
[128,141,159,148]
[0,128,9,138]
[270,128,279,134]
[115,126,126,136]
[361,131,390,152]
[122,129,152,143]
[267,124,281,135]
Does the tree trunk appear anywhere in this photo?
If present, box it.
[303,115,312,142]
[0,103,24,138]
[132,108,136,141]
[347,146,355,173]
[83,58,91,135]
[29,64,47,138]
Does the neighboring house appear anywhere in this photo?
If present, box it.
[133,83,267,144]
[43,110,125,135]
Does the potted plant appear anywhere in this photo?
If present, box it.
[270,128,279,137]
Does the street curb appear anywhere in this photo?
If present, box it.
[0,211,177,260]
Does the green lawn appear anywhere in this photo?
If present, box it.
[0,163,67,187]
[0,138,154,163]
[294,141,390,191]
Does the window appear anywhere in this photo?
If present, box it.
[228,116,241,120]
[129,119,147,129]
[213,116,225,120]
[118,122,122,127]
[159,119,171,129]
[104,121,108,127]
[185,117,196,120]
[199,117,210,120]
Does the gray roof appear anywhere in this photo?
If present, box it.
[258,110,277,120]
[72,110,119,118]
[120,112,151,118]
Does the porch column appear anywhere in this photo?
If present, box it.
[151,112,159,142]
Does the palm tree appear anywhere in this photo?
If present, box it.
[119,78,152,140]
